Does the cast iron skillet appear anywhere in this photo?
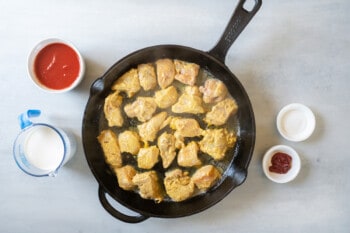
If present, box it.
[82,0,261,223]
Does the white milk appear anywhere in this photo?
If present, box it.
[24,126,65,170]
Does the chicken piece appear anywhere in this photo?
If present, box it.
[156,59,175,89]
[103,91,124,127]
[170,117,203,148]
[118,130,141,155]
[138,112,168,143]
[137,146,159,169]
[115,165,137,191]
[112,68,141,97]
[97,130,122,168]
[132,171,164,203]
[172,86,205,114]
[170,117,203,138]
[192,165,221,190]
[199,128,236,160]
[164,169,195,202]
[157,132,177,169]
[154,86,179,109]
[174,59,200,86]
[138,63,157,91]
[177,141,201,167]
[199,79,228,104]
[124,97,157,122]
[204,98,238,126]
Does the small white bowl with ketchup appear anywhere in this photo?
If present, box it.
[262,145,301,183]
[28,38,85,93]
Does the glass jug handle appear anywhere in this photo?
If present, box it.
[18,109,41,129]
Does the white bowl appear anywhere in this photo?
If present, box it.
[276,103,316,142]
[262,145,301,183]
[28,38,85,93]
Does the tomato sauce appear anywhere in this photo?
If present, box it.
[34,43,80,90]
[269,152,292,174]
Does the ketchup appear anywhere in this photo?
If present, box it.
[34,43,80,90]
[269,152,292,174]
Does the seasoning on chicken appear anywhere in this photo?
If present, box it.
[118,130,141,155]
[157,132,177,169]
[172,86,205,114]
[164,169,195,202]
[192,165,221,190]
[103,91,124,127]
[97,129,122,168]
[204,98,238,126]
[174,59,200,86]
[154,86,179,109]
[112,68,140,97]
[114,165,137,191]
[199,78,228,104]
[156,58,175,89]
[137,146,160,170]
[138,112,168,143]
[132,171,164,203]
[124,97,157,122]
[177,141,202,167]
[138,63,157,91]
[199,128,236,160]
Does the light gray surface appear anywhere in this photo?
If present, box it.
[1,0,349,232]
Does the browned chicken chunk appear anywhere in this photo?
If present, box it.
[115,165,137,191]
[132,171,164,203]
[177,141,201,167]
[124,97,157,122]
[192,165,221,190]
[172,86,205,114]
[174,59,200,86]
[118,130,141,155]
[97,129,122,168]
[138,63,157,91]
[199,79,228,104]
[164,169,195,202]
[157,132,177,169]
[199,128,236,160]
[137,146,160,169]
[156,59,175,89]
[154,86,179,109]
[205,98,238,126]
[103,91,124,127]
[138,112,168,143]
[112,68,140,97]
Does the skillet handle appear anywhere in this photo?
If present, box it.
[98,186,149,223]
[208,0,262,62]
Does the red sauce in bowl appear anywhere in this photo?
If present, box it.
[269,152,292,174]
[34,43,80,90]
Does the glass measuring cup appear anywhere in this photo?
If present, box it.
[13,110,76,177]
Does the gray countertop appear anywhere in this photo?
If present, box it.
[1,0,349,232]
